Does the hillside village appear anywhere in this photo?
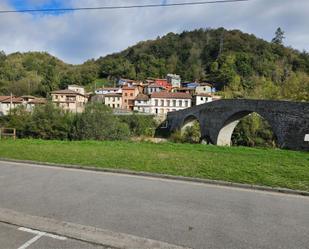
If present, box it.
[0,74,221,117]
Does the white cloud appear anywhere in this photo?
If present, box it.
[0,0,309,64]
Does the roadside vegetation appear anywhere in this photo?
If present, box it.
[0,139,308,191]
[0,103,157,140]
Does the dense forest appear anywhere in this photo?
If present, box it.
[1,27,309,147]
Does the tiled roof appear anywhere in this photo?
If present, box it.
[122,86,137,90]
[151,92,192,99]
[135,93,149,101]
[51,89,85,96]
[0,96,11,102]
[105,93,122,98]
[148,83,165,88]
[1,97,23,103]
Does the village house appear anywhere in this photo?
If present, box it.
[104,93,122,109]
[95,87,122,95]
[51,85,88,113]
[145,83,165,94]
[0,95,46,115]
[0,96,23,116]
[167,74,181,88]
[150,92,192,116]
[122,86,139,111]
[133,94,151,113]
[195,83,215,94]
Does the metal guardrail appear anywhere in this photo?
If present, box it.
[0,128,16,140]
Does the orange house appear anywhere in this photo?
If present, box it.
[122,86,139,110]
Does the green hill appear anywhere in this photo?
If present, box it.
[1,27,309,101]
[97,28,309,101]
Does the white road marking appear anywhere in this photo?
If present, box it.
[305,134,309,142]
[17,227,66,249]
[17,233,45,249]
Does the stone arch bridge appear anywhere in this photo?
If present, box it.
[166,99,309,151]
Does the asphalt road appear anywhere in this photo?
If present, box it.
[0,160,308,249]
[0,222,109,249]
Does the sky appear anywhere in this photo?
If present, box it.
[0,0,308,64]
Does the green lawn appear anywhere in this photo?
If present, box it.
[0,139,308,191]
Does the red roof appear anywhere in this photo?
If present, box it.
[51,89,85,96]
[0,96,11,102]
[1,97,23,103]
[151,92,192,99]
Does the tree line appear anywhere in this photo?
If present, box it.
[0,103,156,141]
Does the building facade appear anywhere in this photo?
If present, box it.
[122,86,139,111]
[51,88,88,113]
[150,92,192,116]
[133,94,151,113]
[104,93,122,109]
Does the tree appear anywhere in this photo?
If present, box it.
[272,27,285,45]
[73,103,130,140]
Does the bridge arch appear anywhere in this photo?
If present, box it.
[180,114,202,143]
[216,110,278,146]
[181,115,200,132]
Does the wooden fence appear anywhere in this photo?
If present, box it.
[0,128,16,140]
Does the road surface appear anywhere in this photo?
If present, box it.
[0,160,308,249]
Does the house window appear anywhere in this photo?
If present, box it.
[155,100,158,106]
[167,100,170,106]
[201,97,203,101]
[155,108,158,114]
[161,100,164,106]
[124,99,127,103]
[179,100,182,107]
[173,100,176,107]
[125,93,128,96]
[185,101,188,107]
[130,93,133,97]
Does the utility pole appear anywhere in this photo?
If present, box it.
[9,92,13,114]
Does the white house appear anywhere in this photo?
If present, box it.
[150,92,192,116]
[133,94,151,113]
[145,84,165,95]
[195,83,214,94]
[0,96,23,116]
[95,87,122,95]
[167,74,181,88]
[104,93,122,109]
[68,85,86,95]
[194,93,213,106]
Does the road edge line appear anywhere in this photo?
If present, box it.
[0,158,308,197]
[0,208,190,249]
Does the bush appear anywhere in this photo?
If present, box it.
[182,121,201,143]
[73,103,130,140]
[119,114,157,137]
[29,103,74,140]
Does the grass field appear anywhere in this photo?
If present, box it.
[0,139,308,191]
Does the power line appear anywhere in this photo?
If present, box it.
[0,0,249,14]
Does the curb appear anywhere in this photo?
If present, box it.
[0,208,190,249]
[1,158,308,197]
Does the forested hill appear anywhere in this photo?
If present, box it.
[1,28,309,101]
[97,28,309,101]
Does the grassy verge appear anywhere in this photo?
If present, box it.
[0,139,308,191]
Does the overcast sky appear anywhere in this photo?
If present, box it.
[0,0,308,64]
